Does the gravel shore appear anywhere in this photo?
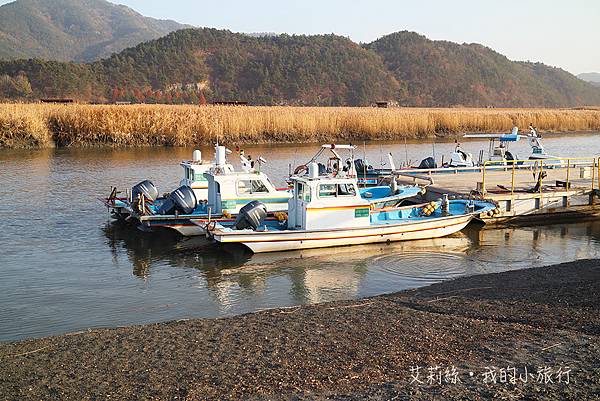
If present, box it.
[1,259,599,400]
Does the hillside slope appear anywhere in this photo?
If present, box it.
[1,28,599,107]
[365,31,600,107]
[0,0,188,62]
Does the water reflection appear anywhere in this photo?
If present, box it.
[102,220,600,310]
[2,138,600,341]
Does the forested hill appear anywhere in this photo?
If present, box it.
[0,0,188,62]
[366,32,600,107]
[1,28,600,107]
[0,29,401,106]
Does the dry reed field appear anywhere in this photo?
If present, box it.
[1,103,600,148]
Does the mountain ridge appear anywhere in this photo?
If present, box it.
[0,0,190,62]
[0,5,599,107]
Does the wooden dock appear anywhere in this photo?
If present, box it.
[395,158,600,225]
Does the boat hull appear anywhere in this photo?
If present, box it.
[213,214,473,253]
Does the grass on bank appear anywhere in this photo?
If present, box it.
[1,103,600,148]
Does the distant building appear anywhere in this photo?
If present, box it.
[373,101,399,108]
[40,98,74,104]
[212,101,249,106]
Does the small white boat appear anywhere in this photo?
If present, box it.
[463,127,521,165]
[103,147,216,221]
[127,146,292,236]
[462,126,559,165]
[525,125,560,162]
[207,162,495,253]
[447,143,476,167]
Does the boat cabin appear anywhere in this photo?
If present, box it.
[179,148,234,201]
[204,147,291,215]
[288,163,371,230]
[464,127,520,164]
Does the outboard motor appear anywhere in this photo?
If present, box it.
[157,186,197,215]
[234,201,267,230]
[131,180,158,202]
[505,151,517,165]
[317,163,327,175]
[354,159,371,174]
[418,157,437,169]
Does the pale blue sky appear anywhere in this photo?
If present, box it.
[2,0,599,73]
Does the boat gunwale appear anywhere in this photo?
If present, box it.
[211,213,473,238]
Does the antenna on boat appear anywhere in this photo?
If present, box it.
[362,141,368,188]
[256,156,267,172]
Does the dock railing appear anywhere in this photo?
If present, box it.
[480,156,600,197]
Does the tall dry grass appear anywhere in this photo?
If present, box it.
[1,103,600,148]
[0,104,53,148]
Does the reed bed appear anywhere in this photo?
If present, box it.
[1,103,600,148]
[0,104,53,148]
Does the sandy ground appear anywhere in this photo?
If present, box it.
[1,259,599,400]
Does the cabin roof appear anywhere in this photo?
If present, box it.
[293,175,357,185]
[320,144,356,150]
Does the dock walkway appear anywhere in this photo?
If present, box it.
[395,158,600,224]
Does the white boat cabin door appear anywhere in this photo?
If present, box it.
[293,181,309,228]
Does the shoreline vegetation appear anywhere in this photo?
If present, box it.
[0,260,598,399]
[1,103,600,149]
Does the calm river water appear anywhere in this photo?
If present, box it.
[1,133,600,341]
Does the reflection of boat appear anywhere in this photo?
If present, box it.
[209,162,495,253]
[101,220,246,278]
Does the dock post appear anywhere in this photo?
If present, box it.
[566,159,571,192]
[511,162,516,195]
[539,160,544,206]
[591,159,597,205]
[592,159,596,192]
[597,157,600,193]
[481,162,487,195]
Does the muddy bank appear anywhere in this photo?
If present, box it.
[1,260,599,400]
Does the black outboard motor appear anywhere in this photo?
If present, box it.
[354,159,371,174]
[317,163,327,175]
[131,180,159,201]
[418,157,437,169]
[157,186,197,215]
[234,201,267,230]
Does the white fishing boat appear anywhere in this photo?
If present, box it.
[525,125,559,161]
[106,143,424,236]
[207,162,495,253]
[103,147,218,221]
[120,145,292,236]
[446,143,476,167]
[463,127,521,165]
[462,125,559,165]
